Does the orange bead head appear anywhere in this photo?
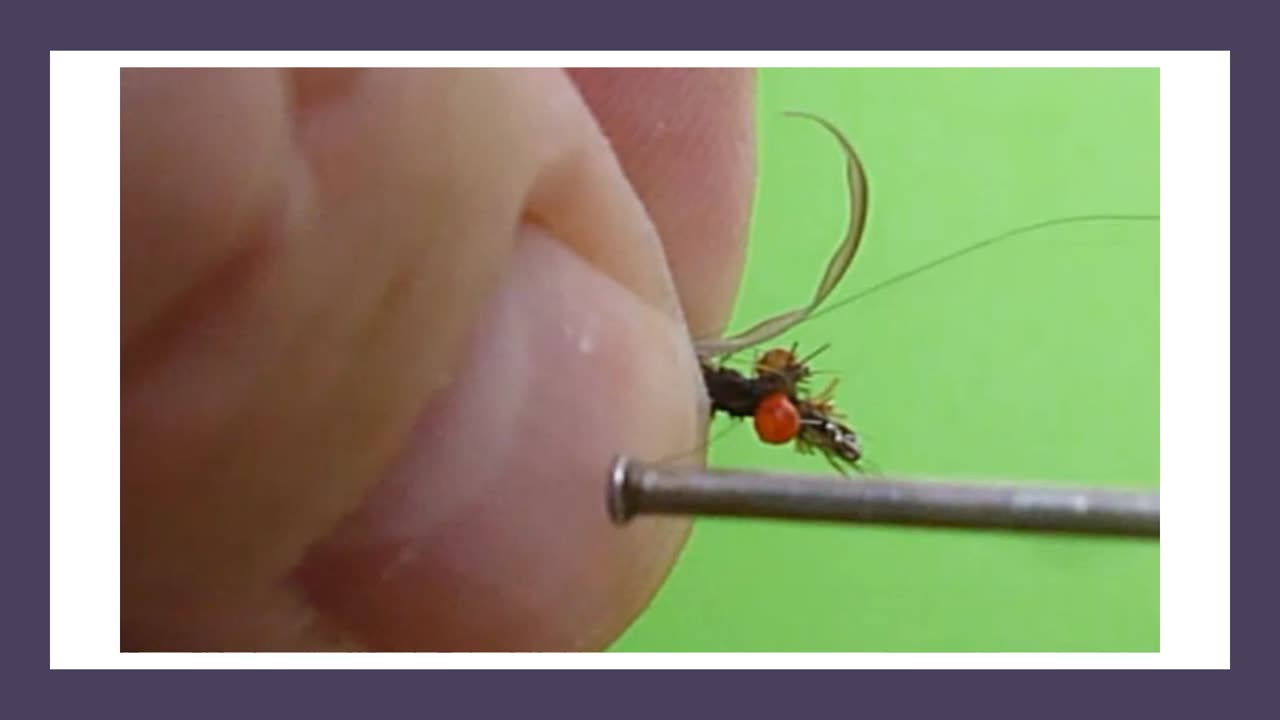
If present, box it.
[753,391,801,445]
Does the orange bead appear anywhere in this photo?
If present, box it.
[753,392,801,445]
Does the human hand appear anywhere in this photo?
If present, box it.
[121,68,755,651]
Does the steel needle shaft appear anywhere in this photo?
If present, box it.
[608,456,1159,539]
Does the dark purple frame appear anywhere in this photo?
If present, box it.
[24,0,1248,710]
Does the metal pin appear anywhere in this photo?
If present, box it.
[608,456,1159,539]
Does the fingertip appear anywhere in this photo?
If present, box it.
[299,226,700,651]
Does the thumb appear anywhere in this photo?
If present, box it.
[122,68,708,650]
[299,225,703,651]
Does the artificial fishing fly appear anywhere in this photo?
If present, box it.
[694,112,1158,476]
[693,111,870,473]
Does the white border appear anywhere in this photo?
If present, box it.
[50,51,1230,669]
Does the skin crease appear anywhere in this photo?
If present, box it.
[121,68,756,651]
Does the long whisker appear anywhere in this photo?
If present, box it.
[803,213,1158,325]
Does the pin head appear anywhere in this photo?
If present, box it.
[607,455,636,525]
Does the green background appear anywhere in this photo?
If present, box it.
[610,68,1160,652]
